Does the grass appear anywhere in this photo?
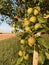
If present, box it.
[0,36,21,65]
[0,34,49,65]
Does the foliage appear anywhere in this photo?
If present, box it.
[14,0,49,65]
[0,0,16,16]
[0,0,49,18]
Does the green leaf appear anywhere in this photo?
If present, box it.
[21,32,29,39]
[27,49,33,53]
[39,51,46,64]
[22,0,25,3]
[45,51,49,59]
[42,24,49,31]
[20,63,25,65]
[37,37,49,49]
[39,0,44,3]
[34,0,37,3]
[38,16,47,23]
[16,57,23,65]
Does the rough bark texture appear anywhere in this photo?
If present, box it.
[33,50,39,65]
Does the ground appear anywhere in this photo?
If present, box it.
[0,33,15,40]
[0,35,20,65]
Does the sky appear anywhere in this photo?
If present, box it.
[0,15,14,33]
[0,22,13,33]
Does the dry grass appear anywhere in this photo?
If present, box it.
[0,33,16,40]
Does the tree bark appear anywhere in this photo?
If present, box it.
[33,50,39,65]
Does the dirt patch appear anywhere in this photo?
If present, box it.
[0,33,16,40]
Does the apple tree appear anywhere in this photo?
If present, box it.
[14,0,49,65]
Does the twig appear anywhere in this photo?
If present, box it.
[14,15,23,22]
[44,15,49,18]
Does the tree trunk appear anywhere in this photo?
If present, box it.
[33,50,39,65]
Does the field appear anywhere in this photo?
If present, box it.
[0,34,21,65]
[0,34,49,65]
[0,34,15,40]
